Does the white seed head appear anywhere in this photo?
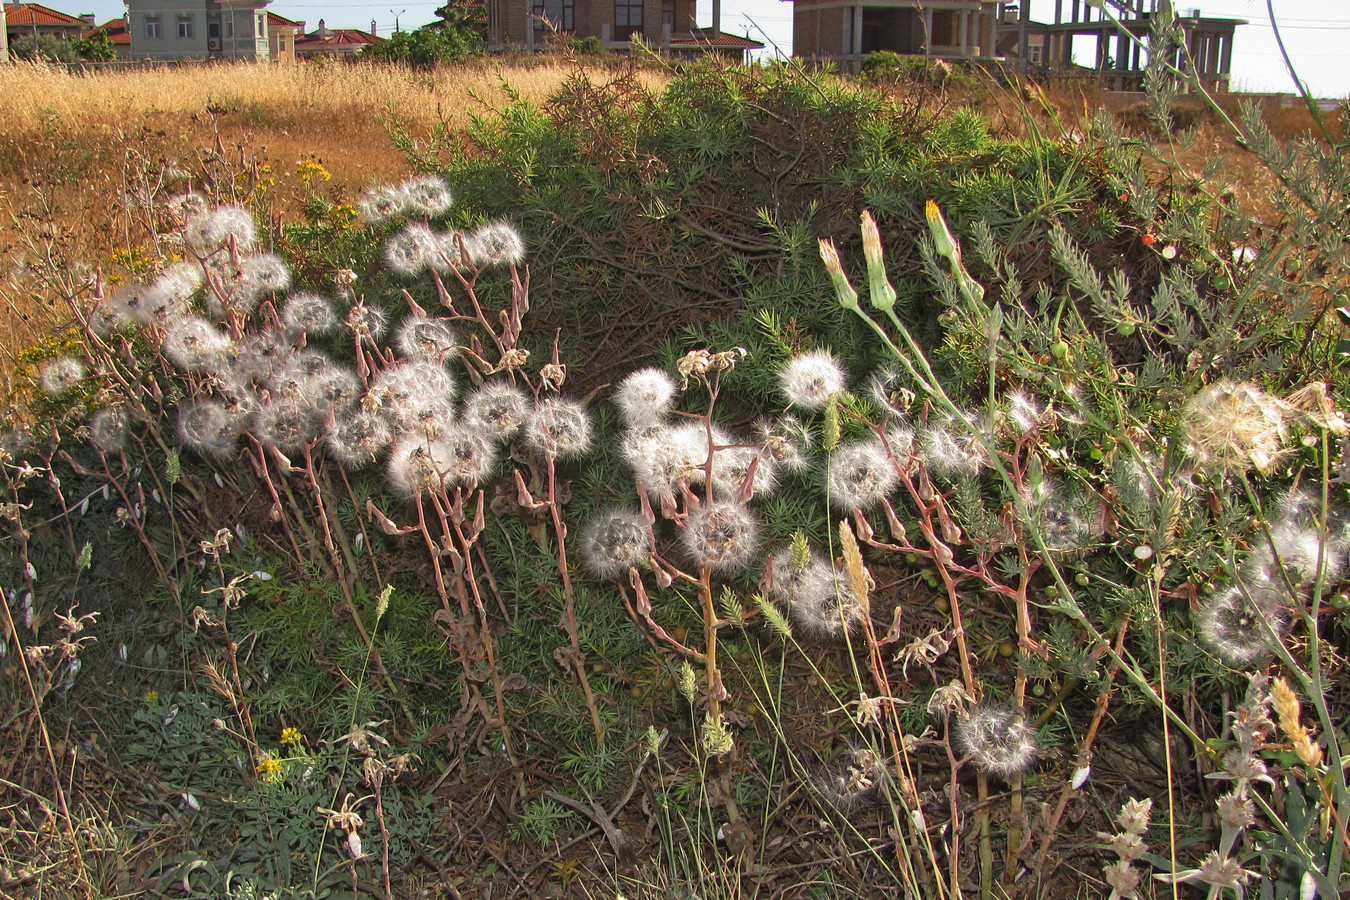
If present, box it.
[755,415,813,472]
[328,408,393,469]
[177,399,243,460]
[525,398,593,459]
[387,438,443,499]
[681,502,761,574]
[623,422,709,502]
[580,507,651,579]
[827,439,898,511]
[399,174,454,217]
[765,547,861,638]
[385,222,439,276]
[430,431,497,487]
[1196,582,1288,666]
[280,292,339,338]
[462,383,532,441]
[358,184,405,224]
[184,205,257,254]
[1181,380,1289,476]
[88,408,128,452]
[372,359,457,439]
[919,412,988,477]
[39,357,87,397]
[163,316,231,372]
[613,367,678,429]
[779,350,846,411]
[952,704,1038,780]
[395,316,460,361]
[468,221,525,266]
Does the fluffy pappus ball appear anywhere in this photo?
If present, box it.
[1181,380,1289,476]
[462,383,532,441]
[87,408,129,452]
[623,422,709,502]
[918,412,989,478]
[525,398,593,459]
[163,316,232,373]
[710,442,779,501]
[358,184,405,224]
[395,316,460,361]
[385,222,439,277]
[280,292,339,339]
[613,368,678,429]
[467,221,525,266]
[177,399,243,460]
[431,431,497,488]
[765,547,861,638]
[327,408,393,469]
[184,205,257,255]
[373,359,457,439]
[40,357,87,397]
[827,439,898,511]
[1196,582,1289,667]
[779,349,846,411]
[387,438,443,499]
[952,705,1038,780]
[399,174,454,218]
[682,502,761,574]
[580,507,651,579]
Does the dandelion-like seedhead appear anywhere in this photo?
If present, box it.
[613,368,678,429]
[328,408,393,469]
[163,316,231,372]
[525,398,592,459]
[430,230,471,272]
[867,366,913,417]
[185,205,257,255]
[281,292,339,338]
[755,415,812,472]
[682,502,761,573]
[580,507,651,579]
[1181,380,1289,476]
[373,359,457,438]
[779,349,846,411]
[166,192,208,223]
[468,221,525,266]
[1196,582,1289,666]
[345,301,389,344]
[177,399,243,459]
[88,408,128,452]
[40,357,87,397]
[1004,389,1048,436]
[918,413,988,477]
[1028,477,1104,556]
[462,383,532,440]
[252,394,324,453]
[385,222,439,276]
[395,316,460,361]
[815,746,886,814]
[623,422,709,501]
[951,704,1038,780]
[766,547,861,637]
[827,439,898,511]
[387,439,443,498]
[399,174,454,218]
[711,442,779,500]
[1243,505,1346,589]
[358,184,406,224]
[431,431,497,487]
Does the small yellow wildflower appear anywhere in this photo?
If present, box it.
[296,158,332,187]
[145,690,159,703]
[280,726,302,747]
[256,756,283,781]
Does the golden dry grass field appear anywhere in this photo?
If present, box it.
[0,58,668,364]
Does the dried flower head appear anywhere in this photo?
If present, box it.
[765,547,861,638]
[815,746,886,814]
[827,439,898,511]
[1181,380,1289,475]
[280,292,339,338]
[344,301,389,344]
[467,221,525,266]
[580,507,651,579]
[682,502,761,574]
[163,316,231,372]
[395,316,460,361]
[399,174,454,218]
[1196,582,1288,666]
[613,367,678,429]
[524,398,592,459]
[780,350,846,411]
[40,357,87,397]
[184,205,257,255]
[327,408,393,469]
[385,222,439,276]
[462,383,532,441]
[952,704,1038,780]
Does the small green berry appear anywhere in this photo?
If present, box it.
[1075,572,1090,587]
[1050,340,1070,361]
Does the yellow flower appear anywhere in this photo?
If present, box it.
[145,690,159,703]
[280,726,302,747]
[256,756,283,781]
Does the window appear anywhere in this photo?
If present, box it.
[614,0,642,40]
[209,22,221,38]
[145,15,162,39]
[258,14,266,34]
[227,20,234,37]
[930,10,955,47]
[178,16,194,39]
[532,0,572,32]
[661,0,673,27]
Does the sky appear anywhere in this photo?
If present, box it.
[59,0,1350,98]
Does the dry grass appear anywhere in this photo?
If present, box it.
[0,58,669,360]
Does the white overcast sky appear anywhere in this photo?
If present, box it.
[68,0,1350,97]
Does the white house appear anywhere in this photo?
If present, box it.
[126,0,272,60]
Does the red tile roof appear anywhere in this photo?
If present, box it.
[267,11,305,30]
[296,28,385,48]
[670,30,764,49]
[83,17,130,45]
[4,2,87,26]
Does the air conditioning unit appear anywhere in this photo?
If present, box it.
[208,37,221,50]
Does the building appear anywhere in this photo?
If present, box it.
[487,0,761,60]
[126,0,273,61]
[790,0,1001,69]
[999,0,1243,91]
[293,18,383,57]
[3,1,90,51]
[267,9,303,60]
[1,4,8,61]
[82,16,132,59]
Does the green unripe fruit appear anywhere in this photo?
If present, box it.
[1089,448,1103,461]
[934,596,950,614]
[1118,322,1136,336]
[998,641,1016,658]
[1050,340,1070,361]
[1031,682,1046,697]
[1075,572,1090,587]
[1045,585,1060,599]
[1330,593,1350,611]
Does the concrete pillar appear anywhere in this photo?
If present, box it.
[959,8,969,57]
[851,2,862,59]
[924,7,932,55]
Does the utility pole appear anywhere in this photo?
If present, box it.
[390,8,404,32]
